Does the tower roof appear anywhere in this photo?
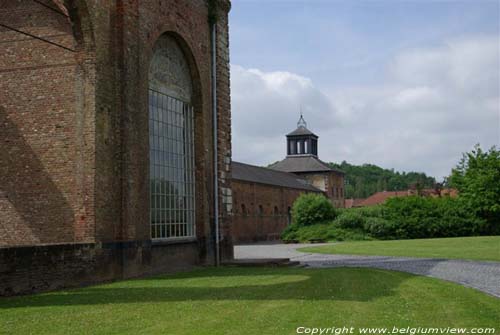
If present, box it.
[286,114,317,137]
[286,127,317,137]
[269,156,344,174]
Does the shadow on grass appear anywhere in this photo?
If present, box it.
[0,267,414,308]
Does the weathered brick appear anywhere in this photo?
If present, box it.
[0,0,232,295]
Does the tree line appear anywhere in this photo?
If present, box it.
[328,161,436,199]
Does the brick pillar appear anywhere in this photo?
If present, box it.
[215,0,234,261]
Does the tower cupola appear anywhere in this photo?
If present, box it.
[286,114,318,157]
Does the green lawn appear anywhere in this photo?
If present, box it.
[299,236,500,262]
[1,267,499,335]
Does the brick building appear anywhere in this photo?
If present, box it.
[270,115,345,208]
[231,162,322,243]
[0,0,232,295]
[231,116,345,243]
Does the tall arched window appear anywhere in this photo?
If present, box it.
[149,34,195,240]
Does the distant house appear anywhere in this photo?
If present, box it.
[350,188,458,207]
[356,191,410,207]
[345,198,366,208]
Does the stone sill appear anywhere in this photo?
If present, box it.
[151,237,197,247]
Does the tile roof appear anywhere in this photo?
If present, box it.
[268,156,344,174]
[345,198,366,208]
[356,188,458,207]
[286,126,318,137]
[357,191,410,207]
[232,161,323,192]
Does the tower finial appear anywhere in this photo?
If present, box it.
[297,109,307,128]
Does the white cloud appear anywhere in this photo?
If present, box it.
[231,65,340,165]
[231,35,500,179]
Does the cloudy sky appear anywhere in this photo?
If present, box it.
[229,0,500,180]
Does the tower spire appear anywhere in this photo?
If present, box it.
[297,109,307,128]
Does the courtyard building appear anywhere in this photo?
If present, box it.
[231,115,345,243]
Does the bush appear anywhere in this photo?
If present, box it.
[281,223,372,243]
[435,197,488,237]
[356,205,384,218]
[383,196,486,239]
[363,217,395,239]
[291,194,337,226]
[284,193,488,243]
[383,196,439,239]
[335,211,366,229]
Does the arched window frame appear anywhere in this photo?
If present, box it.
[149,34,196,241]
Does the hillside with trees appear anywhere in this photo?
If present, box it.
[328,161,436,199]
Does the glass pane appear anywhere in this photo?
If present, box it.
[149,90,195,239]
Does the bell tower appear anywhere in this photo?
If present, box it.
[286,114,318,157]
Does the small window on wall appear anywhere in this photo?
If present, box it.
[258,205,264,216]
[274,206,279,216]
[241,204,247,216]
[340,187,344,198]
[290,140,296,155]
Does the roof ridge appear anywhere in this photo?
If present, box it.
[233,160,309,179]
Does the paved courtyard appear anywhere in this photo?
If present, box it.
[234,242,500,298]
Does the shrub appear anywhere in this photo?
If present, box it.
[383,196,439,239]
[291,194,337,226]
[435,197,487,237]
[356,205,384,218]
[382,196,486,239]
[284,194,488,242]
[363,217,395,239]
[281,222,371,242]
[281,223,301,241]
[335,211,366,229]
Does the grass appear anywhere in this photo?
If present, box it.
[1,267,499,335]
[299,236,500,262]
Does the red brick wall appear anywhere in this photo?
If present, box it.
[232,180,320,243]
[298,171,346,208]
[0,0,95,245]
[327,172,345,208]
[0,0,232,294]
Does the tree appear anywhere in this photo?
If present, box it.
[449,144,500,234]
[329,161,435,198]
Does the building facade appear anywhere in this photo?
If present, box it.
[0,0,232,296]
[270,116,345,208]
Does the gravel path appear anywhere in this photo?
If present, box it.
[234,243,500,298]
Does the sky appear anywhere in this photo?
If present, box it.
[229,0,500,180]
